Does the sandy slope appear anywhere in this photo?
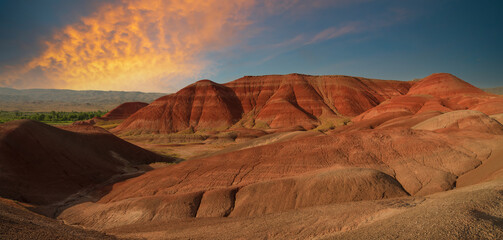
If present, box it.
[56,126,503,231]
[0,198,117,240]
[102,177,503,240]
[457,138,503,187]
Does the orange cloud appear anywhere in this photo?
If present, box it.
[0,0,362,92]
[2,0,256,92]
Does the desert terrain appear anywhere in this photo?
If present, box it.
[1,73,503,239]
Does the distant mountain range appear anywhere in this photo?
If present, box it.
[483,87,503,95]
[0,87,167,112]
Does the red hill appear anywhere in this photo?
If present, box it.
[115,74,411,133]
[407,73,486,96]
[354,73,503,122]
[115,80,243,133]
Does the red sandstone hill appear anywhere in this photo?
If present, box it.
[0,120,173,205]
[114,74,411,133]
[114,80,244,134]
[354,73,503,121]
[114,73,503,134]
[407,73,486,96]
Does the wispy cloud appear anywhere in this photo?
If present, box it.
[250,6,414,66]
[307,23,360,45]
[249,22,362,66]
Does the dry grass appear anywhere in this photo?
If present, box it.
[313,117,351,132]
[95,119,123,130]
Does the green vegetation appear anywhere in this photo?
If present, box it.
[0,110,106,124]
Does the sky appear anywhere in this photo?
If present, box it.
[0,0,501,92]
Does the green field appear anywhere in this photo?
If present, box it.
[0,111,106,124]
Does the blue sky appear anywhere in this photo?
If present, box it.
[0,0,501,92]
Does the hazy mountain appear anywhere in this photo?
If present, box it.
[0,87,167,112]
[483,87,503,95]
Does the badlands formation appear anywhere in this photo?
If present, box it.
[1,73,503,239]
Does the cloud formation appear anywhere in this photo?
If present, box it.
[1,0,256,91]
[0,0,371,92]
[307,23,360,45]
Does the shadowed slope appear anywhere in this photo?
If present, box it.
[0,197,117,240]
[101,101,149,120]
[0,120,172,205]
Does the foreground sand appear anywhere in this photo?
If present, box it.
[65,138,503,239]
[0,198,117,240]
[2,127,502,239]
[103,177,503,239]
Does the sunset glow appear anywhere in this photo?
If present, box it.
[3,0,258,91]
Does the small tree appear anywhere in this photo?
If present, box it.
[37,114,46,121]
